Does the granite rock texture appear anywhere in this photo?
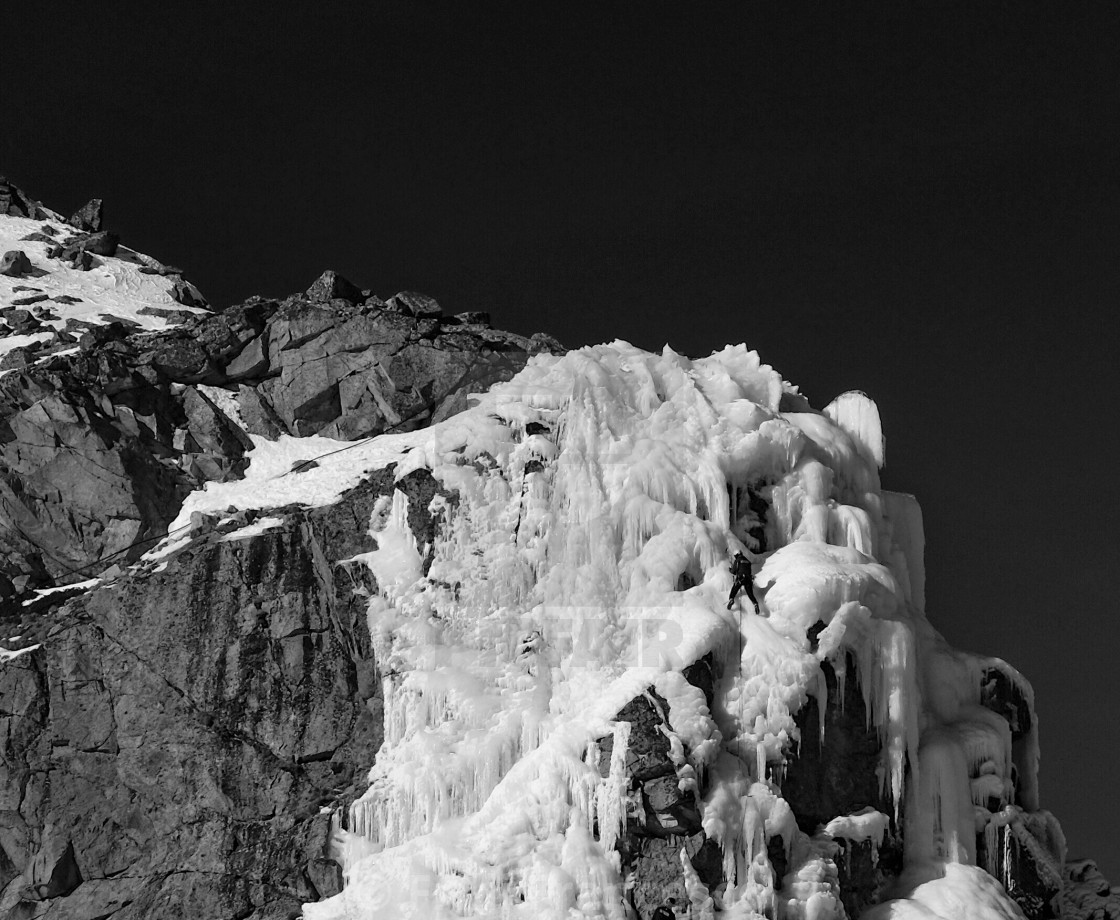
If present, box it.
[0,469,445,917]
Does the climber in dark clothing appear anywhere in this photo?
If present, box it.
[727,551,757,611]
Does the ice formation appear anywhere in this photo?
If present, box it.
[150,340,1056,918]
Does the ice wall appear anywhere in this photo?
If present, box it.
[287,341,1051,919]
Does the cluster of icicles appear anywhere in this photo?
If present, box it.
[303,342,1049,920]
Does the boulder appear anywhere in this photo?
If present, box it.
[0,250,33,277]
[71,250,96,270]
[264,304,337,358]
[181,386,254,465]
[78,230,119,256]
[190,302,272,363]
[145,334,214,380]
[386,291,443,317]
[11,294,49,307]
[0,177,51,219]
[530,331,565,354]
[9,315,41,335]
[67,198,103,232]
[0,344,43,370]
[138,263,185,276]
[48,231,120,264]
[75,320,130,350]
[2,308,34,325]
[171,278,208,308]
[237,384,286,439]
[0,180,19,216]
[224,335,270,379]
[136,305,194,323]
[305,270,364,304]
[452,310,491,326]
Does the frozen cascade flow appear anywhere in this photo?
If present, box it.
[223,340,1062,919]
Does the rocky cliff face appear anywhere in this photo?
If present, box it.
[0,461,467,917]
[0,179,559,916]
[0,239,560,603]
[0,180,1116,920]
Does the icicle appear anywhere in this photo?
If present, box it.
[723,851,779,919]
[595,720,630,854]
[905,729,976,865]
[681,848,717,920]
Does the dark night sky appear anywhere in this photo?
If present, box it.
[7,4,1119,878]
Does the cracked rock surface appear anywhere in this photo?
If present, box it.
[0,471,429,918]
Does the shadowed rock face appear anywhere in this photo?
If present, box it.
[595,656,722,919]
[1062,858,1120,920]
[978,813,1065,920]
[0,178,53,221]
[780,651,904,918]
[781,653,892,835]
[0,468,446,917]
[0,289,561,607]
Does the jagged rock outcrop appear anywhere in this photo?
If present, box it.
[305,270,363,305]
[0,283,561,607]
[1062,859,1120,919]
[0,179,53,222]
[595,657,725,917]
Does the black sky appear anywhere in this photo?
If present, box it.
[7,3,1120,878]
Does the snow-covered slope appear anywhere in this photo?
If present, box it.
[155,340,1064,918]
[0,210,207,366]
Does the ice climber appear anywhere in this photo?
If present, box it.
[727,551,757,611]
[515,629,543,674]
